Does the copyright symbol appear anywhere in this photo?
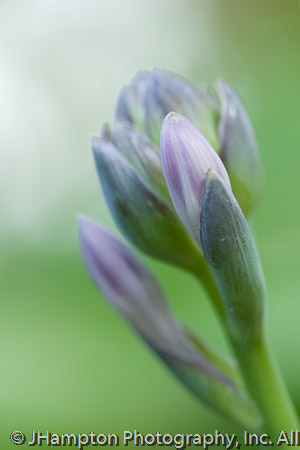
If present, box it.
[10,431,26,445]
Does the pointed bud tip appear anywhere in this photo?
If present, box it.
[101,122,111,139]
[91,135,123,172]
[91,122,114,153]
[201,169,229,221]
[162,112,192,133]
[91,133,109,148]
[160,113,231,249]
[164,111,184,124]
[77,213,87,227]
[77,215,108,249]
[90,134,99,148]
[91,134,107,157]
[77,214,96,233]
[204,168,225,186]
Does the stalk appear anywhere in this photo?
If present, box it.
[191,263,299,438]
[232,333,299,440]
[187,256,226,320]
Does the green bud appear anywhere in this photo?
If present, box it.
[200,170,266,341]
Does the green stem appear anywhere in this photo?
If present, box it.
[188,257,226,320]
[232,333,299,440]
[191,264,299,438]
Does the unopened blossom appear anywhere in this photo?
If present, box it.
[160,112,231,249]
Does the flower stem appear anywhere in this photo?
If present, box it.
[192,266,299,438]
[188,257,226,320]
[231,333,299,440]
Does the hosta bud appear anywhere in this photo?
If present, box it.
[78,216,260,427]
[160,112,230,249]
[92,126,202,270]
[200,170,266,341]
[115,69,218,149]
[78,216,185,347]
[111,122,170,203]
[216,80,263,215]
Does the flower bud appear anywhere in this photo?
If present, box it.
[115,69,218,149]
[111,122,170,203]
[78,215,184,347]
[200,170,266,341]
[216,80,263,215]
[92,125,202,270]
[160,112,230,249]
[78,215,260,427]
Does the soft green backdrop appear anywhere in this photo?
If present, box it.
[1,0,300,448]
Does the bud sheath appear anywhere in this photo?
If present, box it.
[200,170,266,341]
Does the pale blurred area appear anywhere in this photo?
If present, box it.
[0,0,225,250]
[1,0,299,254]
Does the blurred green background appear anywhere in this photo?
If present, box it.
[1,0,300,447]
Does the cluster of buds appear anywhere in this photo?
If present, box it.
[78,69,267,428]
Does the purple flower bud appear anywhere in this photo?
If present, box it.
[78,215,217,360]
[160,112,231,249]
[115,69,218,148]
[216,80,263,214]
[111,122,169,203]
[78,215,184,348]
[78,215,261,427]
[91,129,202,269]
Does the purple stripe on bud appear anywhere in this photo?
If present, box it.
[160,113,231,249]
[78,216,176,347]
[111,122,169,202]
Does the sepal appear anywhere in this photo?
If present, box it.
[200,170,266,341]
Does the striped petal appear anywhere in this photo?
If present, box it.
[160,112,230,249]
[111,122,170,203]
